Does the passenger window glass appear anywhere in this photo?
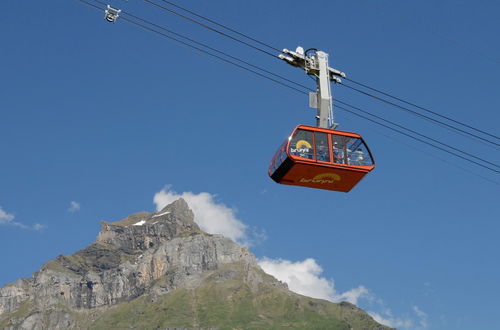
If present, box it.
[332,135,373,166]
[289,129,314,159]
[347,138,373,166]
[331,135,347,164]
[271,157,276,173]
[270,140,287,174]
[315,132,329,162]
[277,142,287,165]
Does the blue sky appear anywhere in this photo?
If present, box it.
[1,0,499,328]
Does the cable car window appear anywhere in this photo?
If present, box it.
[346,137,373,166]
[276,140,288,168]
[331,134,348,164]
[315,132,330,162]
[270,155,277,173]
[269,140,288,175]
[289,129,314,159]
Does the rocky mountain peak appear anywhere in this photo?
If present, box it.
[158,197,194,221]
[96,198,200,251]
[0,198,389,330]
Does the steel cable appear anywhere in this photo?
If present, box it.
[77,0,499,176]
[340,82,500,147]
[140,0,500,148]
[79,0,310,95]
[335,104,499,174]
[153,0,283,53]
[143,0,280,59]
[335,99,500,169]
[344,77,500,140]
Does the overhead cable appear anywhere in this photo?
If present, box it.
[340,82,500,147]
[344,77,500,141]
[142,0,500,150]
[340,111,500,186]
[77,0,498,176]
[143,0,279,59]
[78,0,309,95]
[152,0,282,53]
[335,99,500,169]
[335,104,499,174]
[95,0,311,92]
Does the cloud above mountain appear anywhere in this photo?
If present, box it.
[153,187,426,329]
[154,187,251,245]
[257,257,370,305]
[258,257,426,329]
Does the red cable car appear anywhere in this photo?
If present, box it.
[269,125,375,192]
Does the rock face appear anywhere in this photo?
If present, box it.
[0,199,390,330]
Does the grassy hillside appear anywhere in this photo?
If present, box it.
[89,264,387,330]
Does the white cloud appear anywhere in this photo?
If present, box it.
[153,187,428,329]
[0,206,45,231]
[413,305,429,329]
[32,223,47,231]
[153,187,263,245]
[367,305,428,329]
[0,207,15,224]
[259,257,429,329]
[257,257,370,305]
[368,311,414,329]
[68,201,81,213]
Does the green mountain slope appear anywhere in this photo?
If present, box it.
[0,199,390,330]
[90,263,388,330]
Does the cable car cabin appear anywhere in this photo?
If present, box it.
[269,125,375,192]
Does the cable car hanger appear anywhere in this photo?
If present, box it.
[279,47,346,129]
[269,47,375,192]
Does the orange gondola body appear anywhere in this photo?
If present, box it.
[269,125,375,192]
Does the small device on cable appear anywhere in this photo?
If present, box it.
[105,5,121,23]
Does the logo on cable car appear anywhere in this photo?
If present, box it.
[299,173,341,184]
[291,139,312,154]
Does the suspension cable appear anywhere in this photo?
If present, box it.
[138,0,500,150]
[79,0,309,95]
[94,0,311,92]
[344,77,500,140]
[146,0,500,146]
[143,0,280,59]
[77,0,499,176]
[335,99,499,169]
[335,104,499,174]
[340,111,500,186]
[340,82,500,147]
[152,0,282,53]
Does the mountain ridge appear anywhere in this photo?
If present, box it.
[0,198,390,329]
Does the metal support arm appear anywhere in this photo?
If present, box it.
[279,47,346,129]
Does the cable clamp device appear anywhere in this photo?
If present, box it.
[280,46,346,83]
[105,5,121,23]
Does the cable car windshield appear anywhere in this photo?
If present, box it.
[288,128,373,166]
[270,140,288,174]
[315,132,329,162]
[332,134,373,166]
